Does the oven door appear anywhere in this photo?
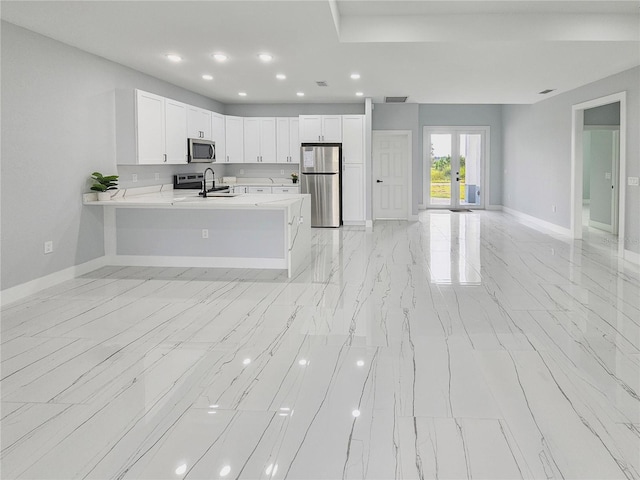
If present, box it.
[188,139,215,163]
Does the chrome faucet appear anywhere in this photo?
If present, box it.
[200,168,215,197]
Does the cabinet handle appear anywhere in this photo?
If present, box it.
[163,154,167,163]
[226,155,229,162]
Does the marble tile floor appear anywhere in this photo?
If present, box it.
[1,210,639,480]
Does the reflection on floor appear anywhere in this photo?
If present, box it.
[2,211,639,479]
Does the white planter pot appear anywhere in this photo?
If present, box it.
[97,191,112,201]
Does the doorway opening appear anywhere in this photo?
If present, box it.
[423,127,488,209]
[571,93,627,257]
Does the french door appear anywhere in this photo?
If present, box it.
[424,127,487,209]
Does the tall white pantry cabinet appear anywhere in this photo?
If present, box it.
[341,115,366,224]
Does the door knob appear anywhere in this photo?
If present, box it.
[376,179,383,183]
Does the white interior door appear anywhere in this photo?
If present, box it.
[373,132,409,220]
[425,127,486,209]
[584,128,620,233]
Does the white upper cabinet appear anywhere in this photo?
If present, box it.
[211,112,225,163]
[164,99,188,164]
[276,117,300,163]
[299,115,342,143]
[187,106,212,140]
[135,89,187,164]
[224,115,244,163]
[243,117,276,163]
[342,115,365,164]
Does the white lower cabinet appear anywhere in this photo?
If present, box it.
[342,164,365,223]
[248,186,273,194]
[231,186,247,194]
[272,186,300,194]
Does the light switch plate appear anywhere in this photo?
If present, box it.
[605,172,611,180]
[628,176,639,186]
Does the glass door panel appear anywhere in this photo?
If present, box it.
[459,133,482,207]
[429,133,452,207]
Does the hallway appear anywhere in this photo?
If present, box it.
[2,211,639,479]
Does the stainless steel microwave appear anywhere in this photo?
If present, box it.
[187,138,215,163]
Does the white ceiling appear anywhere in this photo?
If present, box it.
[2,0,639,105]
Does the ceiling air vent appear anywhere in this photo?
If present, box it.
[539,89,555,95]
[316,81,328,87]
[385,96,408,103]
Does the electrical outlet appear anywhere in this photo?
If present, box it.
[298,217,304,225]
[628,176,639,186]
[132,174,138,183]
[155,173,160,181]
[202,229,209,239]
[552,205,557,213]
[44,241,53,254]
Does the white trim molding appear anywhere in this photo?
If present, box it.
[571,92,627,259]
[502,206,572,237]
[624,249,640,266]
[0,256,109,306]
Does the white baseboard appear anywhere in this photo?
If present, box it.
[1,256,108,306]
[588,220,614,233]
[343,221,366,227]
[110,255,287,270]
[486,204,503,211]
[502,206,572,237]
[624,249,640,266]
[409,214,419,221]
[365,220,373,231]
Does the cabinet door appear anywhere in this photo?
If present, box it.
[276,118,291,163]
[259,118,277,163]
[342,163,365,222]
[164,99,188,164]
[187,107,211,140]
[342,115,364,164]
[243,118,261,163]
[225,116,244,163]
[211,112,225,163]
[289,118,300,163]
[299,115,322,142]
[248,186,272,194]
[273,186,300,194]
[136,90,165,164]
[322,115,343,142]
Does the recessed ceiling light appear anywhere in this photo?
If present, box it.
[165,54,182,62]
[350,73,361,80]
[212,53,228,62]
[238,92,247,97]
[356,92,364,97]
[296,92,305,97]
[258,53,273,62]
[276,74,286,80]
[202,74,213,81]
[352,409,361,417]
[219,465,231,477]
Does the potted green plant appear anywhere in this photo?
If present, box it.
[291,172,299,184]
[90,172,119,201]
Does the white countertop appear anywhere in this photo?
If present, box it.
[83,188,305,209]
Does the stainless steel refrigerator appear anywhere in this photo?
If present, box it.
[300,144,341,227]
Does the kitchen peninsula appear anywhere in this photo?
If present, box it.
[84,186,311,277]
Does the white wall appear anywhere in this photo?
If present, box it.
[502,67,639,254]
[0,22,224,290]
